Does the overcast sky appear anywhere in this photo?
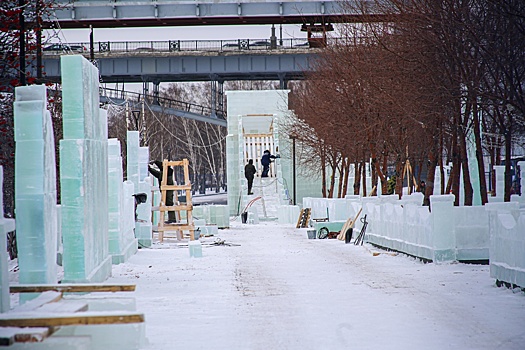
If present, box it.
[47,24,308,44]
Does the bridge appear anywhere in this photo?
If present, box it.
[99,87,227,127]
[40,38,325,86]
[44,0,386,29]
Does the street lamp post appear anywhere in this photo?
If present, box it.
[291,135,296,205]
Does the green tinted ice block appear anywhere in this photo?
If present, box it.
[60,56,110,282]
[14,101,46,141]
[14,85,58,286]
[61,55,100,140]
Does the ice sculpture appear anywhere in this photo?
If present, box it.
[108,139,138,264]
[60,55,111,282]
[226,90,292,217]
[0,166,16,312]
[13,85,58,292]
[127,131,152,247]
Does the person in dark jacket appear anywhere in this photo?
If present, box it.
[244,159,256,195]
[261,150,277,178]
[148,160,176,223]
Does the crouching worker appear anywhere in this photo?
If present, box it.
[148,160,177,223]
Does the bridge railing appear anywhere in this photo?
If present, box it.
[100,87,225,118]
[45,38,346,54]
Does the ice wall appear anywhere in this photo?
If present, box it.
[60,55,111,282]
[304,193,490,263]
[13,85,58,288]
[193,205,230,228]
[127,131,152,247]
[108,139,138,264]
[0,166,16,313]
[486,202,525,288]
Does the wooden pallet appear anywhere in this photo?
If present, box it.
[296,208,311,228]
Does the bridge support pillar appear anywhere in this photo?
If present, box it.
[210,75,224,118]
[152,81,160,105]
[279,74,288,90]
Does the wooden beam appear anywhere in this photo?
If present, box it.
[10,284,136,294]
[0,312,145,327]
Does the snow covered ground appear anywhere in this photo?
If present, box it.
[106,220,525,350]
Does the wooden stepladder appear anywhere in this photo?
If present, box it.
[157,159,195,242]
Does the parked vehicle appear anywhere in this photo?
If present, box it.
[43,43,86,53]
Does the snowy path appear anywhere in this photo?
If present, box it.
[109,221,525,350]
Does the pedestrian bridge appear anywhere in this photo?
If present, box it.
[44,0,386,28]
[40,38,325,86]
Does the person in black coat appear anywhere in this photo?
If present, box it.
[148,160,176,223]
[261,150,277,177]
[244,159,256,195]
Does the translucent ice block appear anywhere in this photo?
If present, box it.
[14,85,58,290]
[60,55,111,283]
[0,166,16,312]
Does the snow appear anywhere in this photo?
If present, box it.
[106,220,525,350]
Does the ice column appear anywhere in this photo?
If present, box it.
[493,165,505,201]
[127,131,152,247]
[226,116,243,215]
[60,55,111,282]
[14,85,58,289]
[0,166,16,313]
[430,194,456,262]
[108,139,138,264]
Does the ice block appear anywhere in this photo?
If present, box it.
[13,85,58,293]
[60,55,111,282]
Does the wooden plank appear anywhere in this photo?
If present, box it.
[296,209,304,228]
[10,284,136,294]
[159,204,193,211]
[157,224,195,231]
[0,312,145,327]
[337,208,363,241]
[160,184,192,191]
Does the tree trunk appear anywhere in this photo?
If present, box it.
[354,162,361,195]
[321,152,327,198]
[342,157,350,197]
[382,153,389,195]
[504,130,512,202]
[395,159,403,199]
[337,157,345,198]
[361,159,367,197]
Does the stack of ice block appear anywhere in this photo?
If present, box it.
[127,131,152,247]
[60,55,111,282]
[193,205,230,228]
[0,166,16,312]
[226,116,243,215]
[489,165,505,202]
[108,139,138,264]
[13,85,58,293]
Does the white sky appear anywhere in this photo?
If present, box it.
[47,24,308,44]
